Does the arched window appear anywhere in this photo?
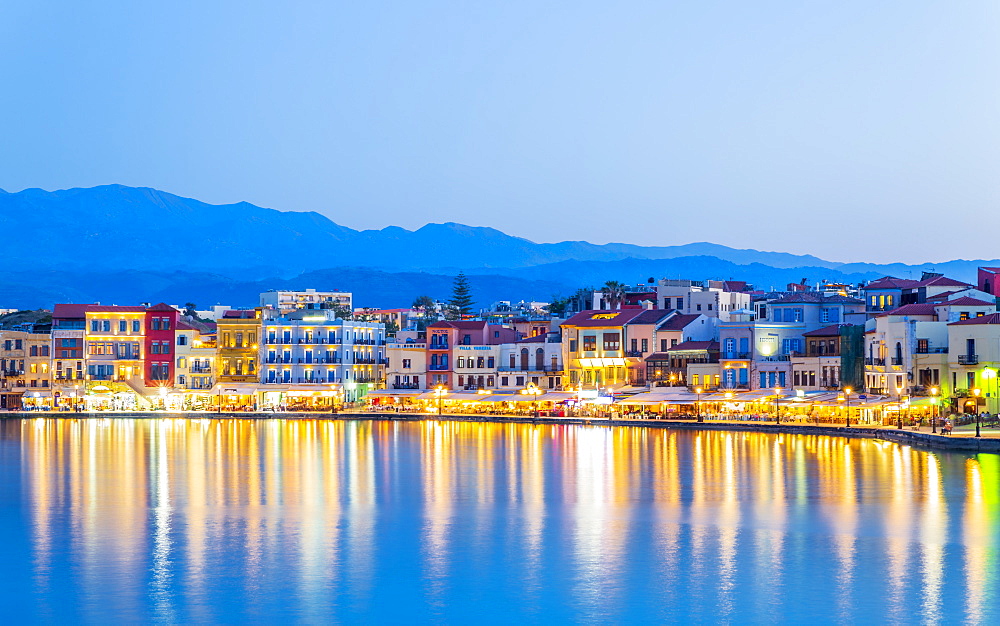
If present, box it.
[520,348,529,371]
[895,342,903,364]
[535,348,545,370]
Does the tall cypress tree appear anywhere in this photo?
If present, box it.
[449,272,474,317]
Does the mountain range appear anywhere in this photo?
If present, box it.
[0,184,994,309]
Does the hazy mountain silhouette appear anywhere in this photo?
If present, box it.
[0,184,993,307]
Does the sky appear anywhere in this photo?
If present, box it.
[1,1,998,264]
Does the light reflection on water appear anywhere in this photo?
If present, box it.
[2,418,999,622]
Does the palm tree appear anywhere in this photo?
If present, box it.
[601,281,628,310]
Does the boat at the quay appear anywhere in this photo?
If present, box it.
[1,418,997,622]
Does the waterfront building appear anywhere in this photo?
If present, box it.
[790,324,864,391]
[946,313,1000,415]
[50,304,88,409]
[644,340,720,389]
[260,289,352,314]
[83,305,148,410]
[427,321,516,389]
[216,309,262,410]
[260,309,386,407]
[174,321,217,409]
[497,333,563,391]
[560,310,646,390]
[0,328,52,409]
[386,334,427,390]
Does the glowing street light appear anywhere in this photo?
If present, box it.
[844,387,853,428]
[523,383,543,418]
[695,387,704,422]
[434,385,446,416]
[773,387,782,424]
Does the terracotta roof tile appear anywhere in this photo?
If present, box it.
[656,313,702,331]
[948,313,1000,326]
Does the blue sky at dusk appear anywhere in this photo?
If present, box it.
[1,1,997,263]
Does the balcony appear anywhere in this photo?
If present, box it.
[428,343,450,350]
[891,357,903,365]
[354,357,377,365]
[721,352,751,360]
[865,358,886,366]
[915,347,948,354]
[354,376,378,383]
[189,366,212,373]
[758,355,791,362]
[428,364,449,371]
[959,354,979,365]
[392,382,420,389]
[624,350,644,357]
[498,365,562,373]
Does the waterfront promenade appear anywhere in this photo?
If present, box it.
[4,409,999,452]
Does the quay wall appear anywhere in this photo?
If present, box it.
[3,411,999,454]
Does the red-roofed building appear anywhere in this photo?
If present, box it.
[426,320,517,389]
[144,303,180,394]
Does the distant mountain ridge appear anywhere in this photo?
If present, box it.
[0,184,995,308]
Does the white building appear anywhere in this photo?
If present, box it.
[260,309,384,403]
[260,289,352,314]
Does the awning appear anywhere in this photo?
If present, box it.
[212,384,260,395]
[368,390,423,398]
[21,390,52,398]
[617,391,700,405]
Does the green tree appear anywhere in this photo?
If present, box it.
[331,303,353,320]
[601,280,628,310]
[547,295,569,318]
[183,302,198,317]
[448,272,474,317]
[412,295,437,316]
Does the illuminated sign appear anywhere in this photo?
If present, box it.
[590,313,618,320]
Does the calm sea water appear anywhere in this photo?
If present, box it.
[0,418,997,623]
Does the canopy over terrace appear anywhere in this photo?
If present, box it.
[617,391,700,405]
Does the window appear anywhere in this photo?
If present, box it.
[177,357,187,368]
[457,357,465,368]
[676,298,684,309]
[582,335,596,351]
[151,343,160,354]
[696,304,702,311]
[660,339,668,352]
[641,339,648,353]
[162,318,170,330]
[569,339,578,352]
[501,376,508,386]
[90,320,99,332]
[402,359,411,369]
[602,333,620,351]
[477,357,485,368]
[119,320,127,332]
[707,304,713,311]
[960,312,970,321]
[132,320,140,332]
[516,376,525,386]
[631,338,638,352]
[29,346,38,356]
[151,318,160,330]
[177,335,187,346]
[487,357,495,368]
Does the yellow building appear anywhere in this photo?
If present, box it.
[1,329,53,409]
[83,306,149,410]
[216,309,262,410]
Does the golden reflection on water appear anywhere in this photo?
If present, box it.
[13,419,1000,621]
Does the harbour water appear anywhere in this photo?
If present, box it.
[1,418,997,622]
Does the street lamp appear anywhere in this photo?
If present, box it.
[524,383,542,418]
[74,384,80,413]
[724,391,733,420]
[974,387,982,437]
[895,386,904,429]
[930,386,939,433]
[844,387,853,428]
[435,384,446,416]
[695,386,703,422]
[773,387,782,424]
